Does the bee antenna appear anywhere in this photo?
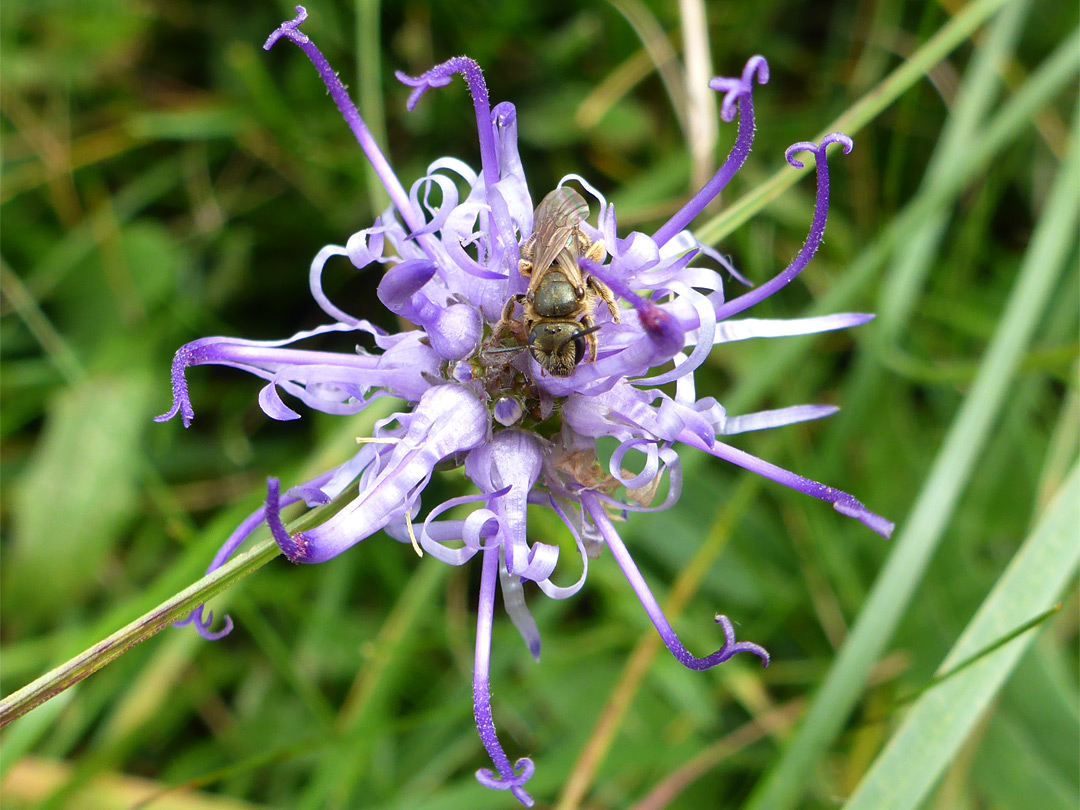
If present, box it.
[484,344,528,355]
[557,323,603,351]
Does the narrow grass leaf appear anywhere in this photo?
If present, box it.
[695,0,1016,245]
[842,463,1079,810]
[745,105,1080,810]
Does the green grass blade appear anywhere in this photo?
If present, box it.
[725,25,1079,416]
[744,103,1080,810]
[695,0,1016,246]
[357,0,391,213]
[842,462,1079,810]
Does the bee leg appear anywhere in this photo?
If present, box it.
[582,314,600,362]
[587,275,620,323]
[493,294,525,339]
[518,236,536,277]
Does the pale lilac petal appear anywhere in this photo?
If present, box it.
[491,102,533,238]
[428,155,478,185]
[466,431,557,582]
[310,244,390,326]
[258,383,302,421]
[564,382,708,446]
[415,489,505,565]
[281,385,490,562]
[608,438,660,489]
[407,172,461,238]
[343,224,387,270]
[494,397,523,427]
[713,313,875,344]
[718,404,839,435]
[499,556,542,660]
[594,446,684,514]
[535,496,590,599]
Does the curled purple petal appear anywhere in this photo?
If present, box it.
[174,468,339,637]
[584,494,769,669]
[265,477,303,562]
[709,55,769,122]
[715,133,853,321]
[173,607,233,641]
[264,7,431,247]
[473,545,535,806]
[263,6,309,50]
[785,132,854,168]
[396,57,500,190]
[652,56,768,247]
[156,341,198,427]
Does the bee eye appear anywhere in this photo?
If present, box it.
[572,334,586,365]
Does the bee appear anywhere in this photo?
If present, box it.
[494,187,620,377]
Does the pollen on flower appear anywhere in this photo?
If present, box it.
[403,507,422,557]
[159,6,893,805]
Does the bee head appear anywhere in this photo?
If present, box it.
[528,322,601,377]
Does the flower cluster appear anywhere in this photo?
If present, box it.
[159,8,892,805]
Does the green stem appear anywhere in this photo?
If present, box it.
[0,538,281,728]
[356,0,390,213]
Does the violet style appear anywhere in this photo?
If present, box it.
[159,7,893,805]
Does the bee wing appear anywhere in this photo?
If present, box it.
[529,187,589,275]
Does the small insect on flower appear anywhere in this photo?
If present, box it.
[490,187,620,376]
[158,7,894,806]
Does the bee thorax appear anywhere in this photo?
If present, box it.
[533,275,580,318]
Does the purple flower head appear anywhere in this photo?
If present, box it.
[159,7,893,804]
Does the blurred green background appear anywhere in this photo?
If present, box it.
[1,1,1076,809]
